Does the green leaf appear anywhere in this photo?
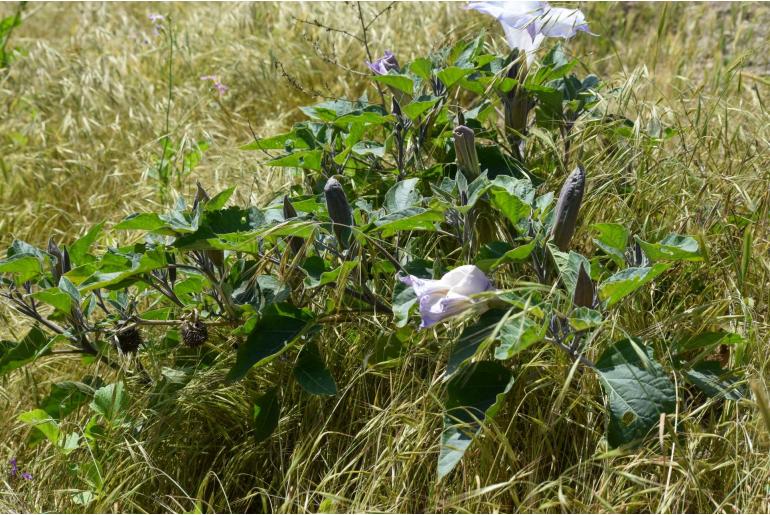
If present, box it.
[635,234,703,262]
[549,246,590,295]
[402,97,440,120]
[240,128,312,151]
[592,223,628,265]
[0,254,42,282]
[488,176,534,225]
[568,307,603,331]
[596,339,675,448]
[438,361,514,479]
[384,178,421,213]
[302,257,358,289]
[40,381,96,419]
[673,331,744,355]
[372,74,414,94]
[495,314,546,359]
[31,287,73,314]
[293,342,337,396]
[437,66,473,88]
[409,58,432,80]
[18,409,60,445]
[598,264,671,307]
[227,304,315,382]
[267,149,323,171]
[392,281,417,328]
[69,223,104,265]
[682,361,743,401]
[90,382,128,422]
[0,327,52,376]
[205,187,236,211]
[252,387,281,443]
[113,213,166,232]
[447,310,506,376]
[374,208,444,237]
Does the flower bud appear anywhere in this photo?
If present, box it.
[282,195,304,255]
[502,54,531,161]
[193,181,210,211]
[550,165,586,251]
[47,238,70,283]
[573,263,594,308]
[324,177,353,249]
[453,125,481,180]
[366,50,399,76]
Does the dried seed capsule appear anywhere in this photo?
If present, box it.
[282,195,304,255]
[324,177,353,248]
[115,326,142,354]
[453,125,481,180]
[181,320,209,348]
[573,263,594,308]
[550,165,586,251]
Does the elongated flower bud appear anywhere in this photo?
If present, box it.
[573,263,594,308]
[193,181,210,211]
[453,125,481,180]
[47,238,70,282]
[324,177,353,249]
[551,165,586,251]
[282,195,304,255]
[502,53,531,161]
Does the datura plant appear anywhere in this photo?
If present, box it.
[0,3,743,480]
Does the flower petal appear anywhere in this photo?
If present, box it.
[400,274,450,298]
[536,6,590,39]
[420,292,473,328]
[439,265,492,296]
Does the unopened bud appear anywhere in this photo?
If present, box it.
[551,165,586,251]
[282,195,304,255]
[573,263,594,308]
[453,125,481,180]
[502,53,531,160]
[193,181,210,211]
[324,177,353,249]
[47,238,70,282]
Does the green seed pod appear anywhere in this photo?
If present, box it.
[573,263,594,308]
[453,125,481,180]
[550,165,586,251]
[324,177,353,248]
[181,320,209,348]
[282,195,304,255]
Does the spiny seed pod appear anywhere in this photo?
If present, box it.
[181,320,209,348]
[282,195,304,255]
[550,165,586,251]
[573,263,595,308]
[324,177,353,249]
[453,125,481,180]
[115,327,142,354]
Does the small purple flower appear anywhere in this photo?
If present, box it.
[201,75,228,96]
[400,265,493,328]
[366,50,400,75]
[148,13,164,23]
[8,457,32,481]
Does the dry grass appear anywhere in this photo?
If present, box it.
[0,2,769,513]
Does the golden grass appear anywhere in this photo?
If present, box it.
[0,1,769,513]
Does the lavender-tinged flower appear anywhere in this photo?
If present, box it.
[201,75,228,96]
[148,13,164,23]
[400,265,493,328]
[466,1,590,63]
[366,50,400,75]
[21,472,32,481]
[9,458,18,477]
